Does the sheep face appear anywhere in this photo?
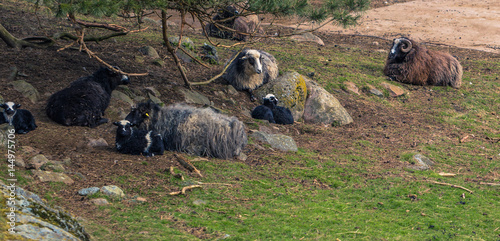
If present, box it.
[242,50,263,75]
[125,101,155,126]
[113,120,133,137]
[263,94,278,106]
[107,66,130,85]
[388,37,413,62]
[0,102,21,116]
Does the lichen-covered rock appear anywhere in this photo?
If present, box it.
[175,86,211,106]
[100,185,125,198]
[407,153,435,171]
[0,180,90,240]
[254,71,308,121]
[26,154,49,170]
[303,80,353,126]
[251,131,297,152]
[31,170,74,185]
[139,46,160,59]
[111,90,135,106]
[9,80,40,104]
[78,187,100,196]
[0,123,12,149]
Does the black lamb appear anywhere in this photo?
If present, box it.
[113,120,164,156]
[46,67,130,127]
[251,97,275,124]
[0,102,37,134]
[252,94,293,125]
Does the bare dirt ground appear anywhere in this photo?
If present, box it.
[313,0,500,53]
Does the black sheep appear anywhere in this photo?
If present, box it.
[251,97,275,124]
[0,102,37,134]
[113,120,164,156]
[252,94,293,125]
[46,67,130,127]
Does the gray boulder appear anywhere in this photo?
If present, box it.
[0,180,90,240]
[251,131,297,152]
[303,80,353,126]
[9,80,40,103]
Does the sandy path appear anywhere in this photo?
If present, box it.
[305,0,500,53]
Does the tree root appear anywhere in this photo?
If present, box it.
[174,154,203,178]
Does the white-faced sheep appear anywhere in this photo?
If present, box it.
[0,102,37,134]
[383,37,463,88]
[252,94,293,125]
[223,49,278,101]
[113,120,164,156]
[46,67,130,127]
[125,101,247,159]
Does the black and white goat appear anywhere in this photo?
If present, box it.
[223,49,278,101]
[125,101,247,159]
[0,102,37,134]
[46,67,130,127]
[113,120,164,156]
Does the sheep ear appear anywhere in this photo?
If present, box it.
[241,55,248,60]
[15,104,21,108]
[113,122,119,126]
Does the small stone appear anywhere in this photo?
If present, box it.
[87,138,108,148]
[344,81,360,95]
[91,198,109,205]
[251,131,298,152]
[100,185,125,198]
[367,84,384,97]
[9,80,40,103]
[27,154,49,170]
[78,187,100,196]
[112,90,135,106]
[381,82,406,97]
[152,59,165,67]
[192,199,207,206]
[407,153,435,171]
[236,153,248,161]
[139,46,160,59]
[224,85,239,96]
[144,87,161,97]
[136,197,147,203]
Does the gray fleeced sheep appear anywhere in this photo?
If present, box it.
[125,101,247,159]
[383,37,463,88]
[223,49,278,101]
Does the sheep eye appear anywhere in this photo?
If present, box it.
[248,58,255,65]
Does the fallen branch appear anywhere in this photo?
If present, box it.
[174,153,203,177]
[429,181,473,194]
[479,182,500,186]
[190,49,241,86]
[438,172,457,177]
[168,185,202,196]
[78,29,148,77]
[169,166,184,180]
[196,181,233,187]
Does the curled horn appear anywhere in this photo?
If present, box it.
[400,38,413,53]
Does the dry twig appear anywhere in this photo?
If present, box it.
[190,49,242,86]
[429,181,473,194]
[168,185,202,196]
[479,182,500,186]
[174,154,203,177]
[169,166,184,180]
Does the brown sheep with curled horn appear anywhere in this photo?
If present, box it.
[383,37,462,88]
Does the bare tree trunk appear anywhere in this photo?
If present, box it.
[161,10,191,88]
[0,22,21,48]
[0,22,54,49]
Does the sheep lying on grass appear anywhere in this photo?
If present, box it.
[46,67,130,127]
[125,102,247,159]
[0,102,37,134]
[383,37,462,88]
[223,49,278,101]
[252,94,294,125]
[113,120,164,156]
